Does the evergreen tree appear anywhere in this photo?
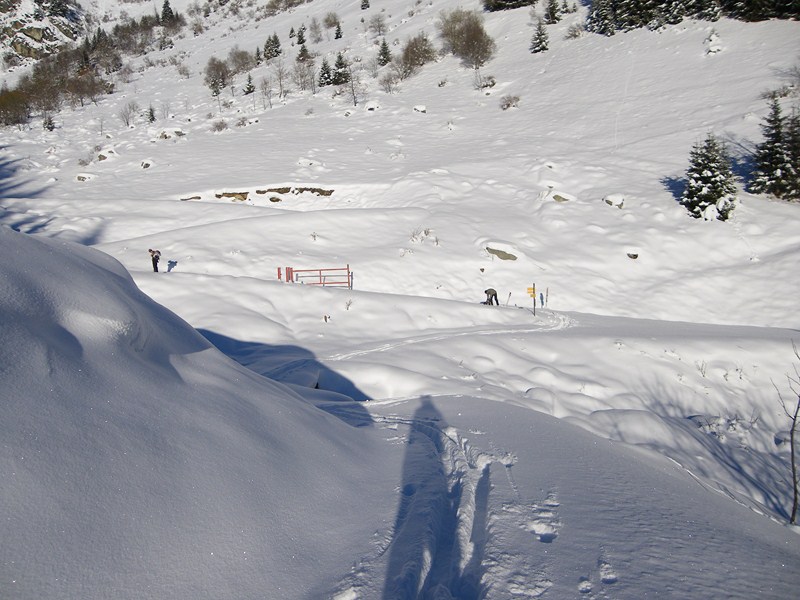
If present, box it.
[254,47,262,65]
[161,0,175,23]
[265,34,282,60]
[377,38,392,66]
[680,133,737,221]
[147,104,156,122]
[332,52,351,85]
[296,26,306,45]
[785,109,800,200]
[42,113,55,131]
[243,73,256,95]
[719,0,775,21]
[692,0,722,21]
[614,0,650,30]
[335,23,343,39]
[662,0,686,23]
[318,58,334,87]
[530,19,549,53]
[289,27,296,38]
[296,43,312,63]
[483,0,535,11]
[749,97,793,198]
[544,0,561,23]
[361,0,370,9]
[586,0,616,36]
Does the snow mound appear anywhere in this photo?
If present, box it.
[0,227,385,599]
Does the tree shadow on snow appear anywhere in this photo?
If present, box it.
[637,378,792,522]
[198,329,374,427]
[660,175,684,202]
[0,148,106,245]
[382,396,486,600]
[721,132,757,189]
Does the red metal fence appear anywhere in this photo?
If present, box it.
[277,264,353,289]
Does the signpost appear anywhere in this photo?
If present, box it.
[527,283,536,316]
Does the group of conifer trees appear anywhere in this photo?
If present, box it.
[587,0,799,34]
[318,53,351,87]
[0,0,183,126]
[680,97,800,221]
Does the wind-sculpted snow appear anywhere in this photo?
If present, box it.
[0,227,398,599]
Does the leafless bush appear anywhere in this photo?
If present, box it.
[392,32,437,80]
[775,342,800,524]
[436,8,496,69]
[364,56,381,78]
[211,119,228,132]
[259,76,274,108]
[118,63,134,84]
[368,14,388,37]
[292,61,316,92]
[500,94,520,110]
[309,17,323,43]
[272,59,290,98]
[227,45,254,74]
[379,72,399,93]
[119,100,140,126]
[323,12,340,28]
[473,72,496,90]
[565,22,585,39]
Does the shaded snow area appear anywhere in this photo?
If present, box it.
[2,0,800,598]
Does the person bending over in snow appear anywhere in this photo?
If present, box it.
[149,249,161,272]
[484,288,499,305]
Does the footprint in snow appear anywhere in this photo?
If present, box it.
[599,560,618,584]
[524,491,561,543]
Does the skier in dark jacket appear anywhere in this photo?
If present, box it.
[149,249,161,272]
[484,288,499,305]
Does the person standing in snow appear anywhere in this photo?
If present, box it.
[149,249,161,272]
[484,288,499,305]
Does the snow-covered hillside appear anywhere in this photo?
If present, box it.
[2,0,800,597]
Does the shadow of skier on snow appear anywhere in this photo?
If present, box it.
[382,396,484,600]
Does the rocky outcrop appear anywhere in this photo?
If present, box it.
[1,1,83,61]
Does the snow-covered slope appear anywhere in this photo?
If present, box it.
[3,225,799,599]
[0,226,399,598]
[2,0,800,597]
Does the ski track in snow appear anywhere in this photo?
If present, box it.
[324,310,575,363]
[327,405,576,600]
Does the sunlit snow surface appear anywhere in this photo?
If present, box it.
[1,2,800,598]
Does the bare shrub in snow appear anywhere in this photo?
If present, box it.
[500,95,520,110]
[392,32,437,80]
[436,8,496,69]
[118,100,140,126]
[775,342,800,524]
